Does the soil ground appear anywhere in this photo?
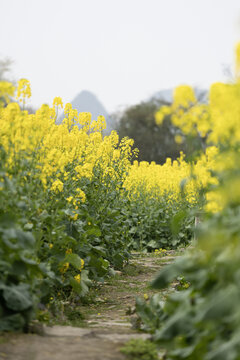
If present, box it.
[0,250,183,360]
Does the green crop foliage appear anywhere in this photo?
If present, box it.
[121,339,159,360]
[135,43,240,360]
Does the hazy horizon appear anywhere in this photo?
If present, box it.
[1,0,240,113]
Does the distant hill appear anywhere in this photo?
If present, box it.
[151,88,173,104]
[58,90,114,134]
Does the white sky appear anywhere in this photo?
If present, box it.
[1,0,240,113]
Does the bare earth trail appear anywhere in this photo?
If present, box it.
[0,251,181,360]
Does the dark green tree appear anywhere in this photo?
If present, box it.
[0,58,13,81]
[115,99,186,164]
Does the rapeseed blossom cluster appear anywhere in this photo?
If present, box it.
[0,82,135,201]
[51,179,64,193]
[1,77,206,219]
[124,151,215,205]
[16,78,31,103]
[0,80,15,104]
[124,156,193,202]
[0,75,222,221]
[153,42,240,213]
[53,96,63,108]
[155,85,210,137]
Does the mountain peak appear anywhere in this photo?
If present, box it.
[74,90,100,100]
[58,90,114,133]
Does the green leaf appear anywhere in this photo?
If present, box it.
[0,212,16,227]
[0,260,11,272]
[171,210,186,235]
[65,253,83,270]
[0,314,25,331]
[24,223,34,230]
[19,254,38,265]
[92,246,106,256]
[70,278,82,295]
[3,284,33,311]
[2,229,35,249]
[11,261,27,276]
[151,263,180,289]
[80,270,91,296]
[86,226,102,237]
[155,310,193,341]
[206,332,240,360]
[69,270,91,296]
[148,240,158,249]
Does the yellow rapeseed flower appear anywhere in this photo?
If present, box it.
[65,248,72,255]
[76,188,86,203]
[80,259,84,270]
[74,274,81,283]
[51,179,64,193]
[16,78,31,100]
[53,97,63,108]
[60,262,69,273]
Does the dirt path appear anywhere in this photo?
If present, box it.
[0,251,181,360]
